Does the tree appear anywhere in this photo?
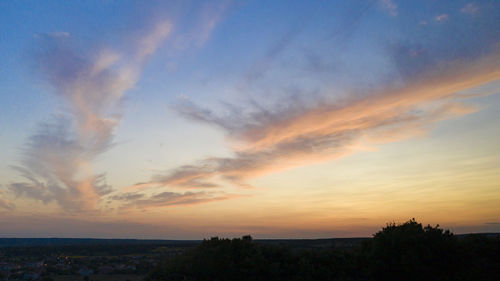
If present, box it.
[364,218,460,281]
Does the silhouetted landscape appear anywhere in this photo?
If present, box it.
[1,220,499,281]
[2,1,500,280]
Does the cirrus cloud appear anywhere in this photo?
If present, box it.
[133,49,500,191]
[8,21,172,212]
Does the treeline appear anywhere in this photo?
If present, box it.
[146,219,500,281]
[0,238,190,248]
[0,242,196,257]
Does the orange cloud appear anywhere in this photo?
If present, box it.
[139,50,500,191]
[9,21,172,212]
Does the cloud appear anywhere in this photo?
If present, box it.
[435,14,449,22]
[380,0,398,17]
[137,21,173,60]
[328,1,375,45]
[301,49,339,74]
[194,1,230,48]
[8,21,172,212]
[0,190,15,211]
[167,1,230,54]
[137,49,500,191]
[239,25,305,89]
[8,5,231,212]
[0,199,14,211]
[461,3,479,15]
[33,32,70,39]
[389,43,434,80]
[48,31,70,38]
[112,191,235,210]
[239,1,374,90]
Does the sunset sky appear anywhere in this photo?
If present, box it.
[1,0,499,239]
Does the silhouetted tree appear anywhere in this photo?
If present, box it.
[362,218,460,281]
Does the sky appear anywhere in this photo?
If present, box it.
[0,0,499,239]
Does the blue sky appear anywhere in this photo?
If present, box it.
[1,0,500,238]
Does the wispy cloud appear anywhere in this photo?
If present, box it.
[239,1,373,91]
[194,1,230,48]
[7,2,232,212]
[112,191,236,210]
[239,24,306,89]
[461,3,479,15]
[167,1,230,55]
[136,49,500,191]
[380,0,398,17]
[435,14,449,22]
[0,189,14,211]
[137,21,173,61]
[8,21,172,212]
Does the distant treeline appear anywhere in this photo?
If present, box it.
[147,219,500,281]
[0,239,202,257]
[0,238,199,248]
